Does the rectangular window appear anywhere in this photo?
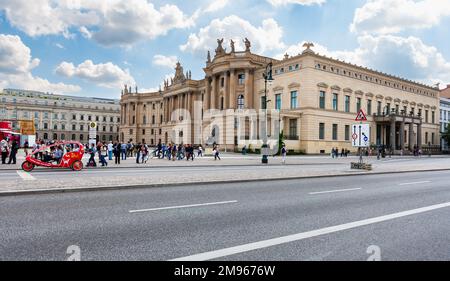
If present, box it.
[275,94,281,110]
[332,93,338,111]
[238,74,245,85]
[80,125,84,131]
[261,96,266,110]
[386,103,391,114]
[432,111,435,123]
[345,96,350,113]
[289,119,297,138]
[377,101,382,115]
[367,100,372,115]
[72,114,76,120]
[319,91,325,109]
[221,77,225,88]
[345,125,350,141]
[356,97,361,112]
[290,91,298,109]
[332,124,338,140]
[432,133,435,144]
[319,123,325,140]
[395,104,399,114]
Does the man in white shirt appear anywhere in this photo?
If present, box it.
[107,141,113,160]
[1,138,9,164]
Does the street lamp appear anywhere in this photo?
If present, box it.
[262,62,274,164]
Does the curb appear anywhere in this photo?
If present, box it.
[1,168,450,197]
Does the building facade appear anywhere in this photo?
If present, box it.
[0,89,120,143]
[120,40,440,154]
[440,93,450,151]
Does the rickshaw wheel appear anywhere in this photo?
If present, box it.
[71,160,83,171]
[22,161,35,172]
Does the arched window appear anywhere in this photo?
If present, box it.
[53,133,58,140]
[237,95,244,109]
[61,134,65,140]
[143,115,147,124]
[44,133,48,140]
[80,134,84,141]
[220,97,224,110]
[72,134,76,140]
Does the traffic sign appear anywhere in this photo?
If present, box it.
[352,124,370,147]
[355,109,367,121]
[89,122,97,140]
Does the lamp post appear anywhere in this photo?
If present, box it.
[262,62,274,164]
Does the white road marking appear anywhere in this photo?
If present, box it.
[16,171,36,181]
[309,188,362,195]
[129,200,238,213]
[398,181,431,186]
[169,201,450,261]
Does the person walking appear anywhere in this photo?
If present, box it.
[197,145,203,157]
[113,141,121,165]
[107,141,113,160]
[172,144,177,161]
[24,141,29,157]
[8,140,19,165]
[281,144,287,165]
[214,145,221,160]
[1,138,8,164]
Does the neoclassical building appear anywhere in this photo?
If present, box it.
[0,89,120,143]
[120,40,440,154]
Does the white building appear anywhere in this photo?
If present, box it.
[0,88,120,143]
[440,96,450,151]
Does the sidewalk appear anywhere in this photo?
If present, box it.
[2,150,448,171]
[1,154,450,196]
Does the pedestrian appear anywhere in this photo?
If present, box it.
[331,147,335,158]
[87,144,97,167]
[1,138,8,164]
[24,141,29,157]
[214,145,221,160]
[107,141,113,160]
[242,145,247,155]
[135,142,142,164]
[341,148,345,157]
[197,144,203,157]
[157,141,162,158]
[281,144,287,165]
[7,140,19,165]
[172,144,177,161]
[113,141,121,164]
[121,142,127,160]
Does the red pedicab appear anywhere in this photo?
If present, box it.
[21,141,85,172]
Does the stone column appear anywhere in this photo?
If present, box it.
[229,70,236,108]
[204,77,210,111]
[244,69,250,108]
[390,117,396,150]
[400,119,405,151]
[211,75,217,109]
[224,71,229,109]
[408,122,414,150]
[417,121,422,149]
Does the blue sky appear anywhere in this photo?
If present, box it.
[0,0,449,99]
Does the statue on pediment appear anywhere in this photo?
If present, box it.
[207,51,211,63]
[230,39,235,53]
[173,62,186,84]
[215,38,225,56]
[244,38,251,52]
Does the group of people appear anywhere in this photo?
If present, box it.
[0,137,20,165]
[154,142,205,161]
[331,147,350,158]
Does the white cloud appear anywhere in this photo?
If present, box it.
[281,35,450,86]
[79,26,92,39]
[55,43,65,49]
[55,59,135,89]
[153,55,178,69]
[0,0,100,37]
[180,15,285,55]
[267,0,326,6]
[0,0,195,46]
[204,0,230,13]
[351,0,450,35]
[0,34,80,93]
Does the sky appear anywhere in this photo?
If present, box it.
[0,0,449,99]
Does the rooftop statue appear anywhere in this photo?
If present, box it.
[230,39,235,53]
[215,38,225,56]
[244,38,251,52]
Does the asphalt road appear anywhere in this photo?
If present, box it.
[1,170,450,261]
